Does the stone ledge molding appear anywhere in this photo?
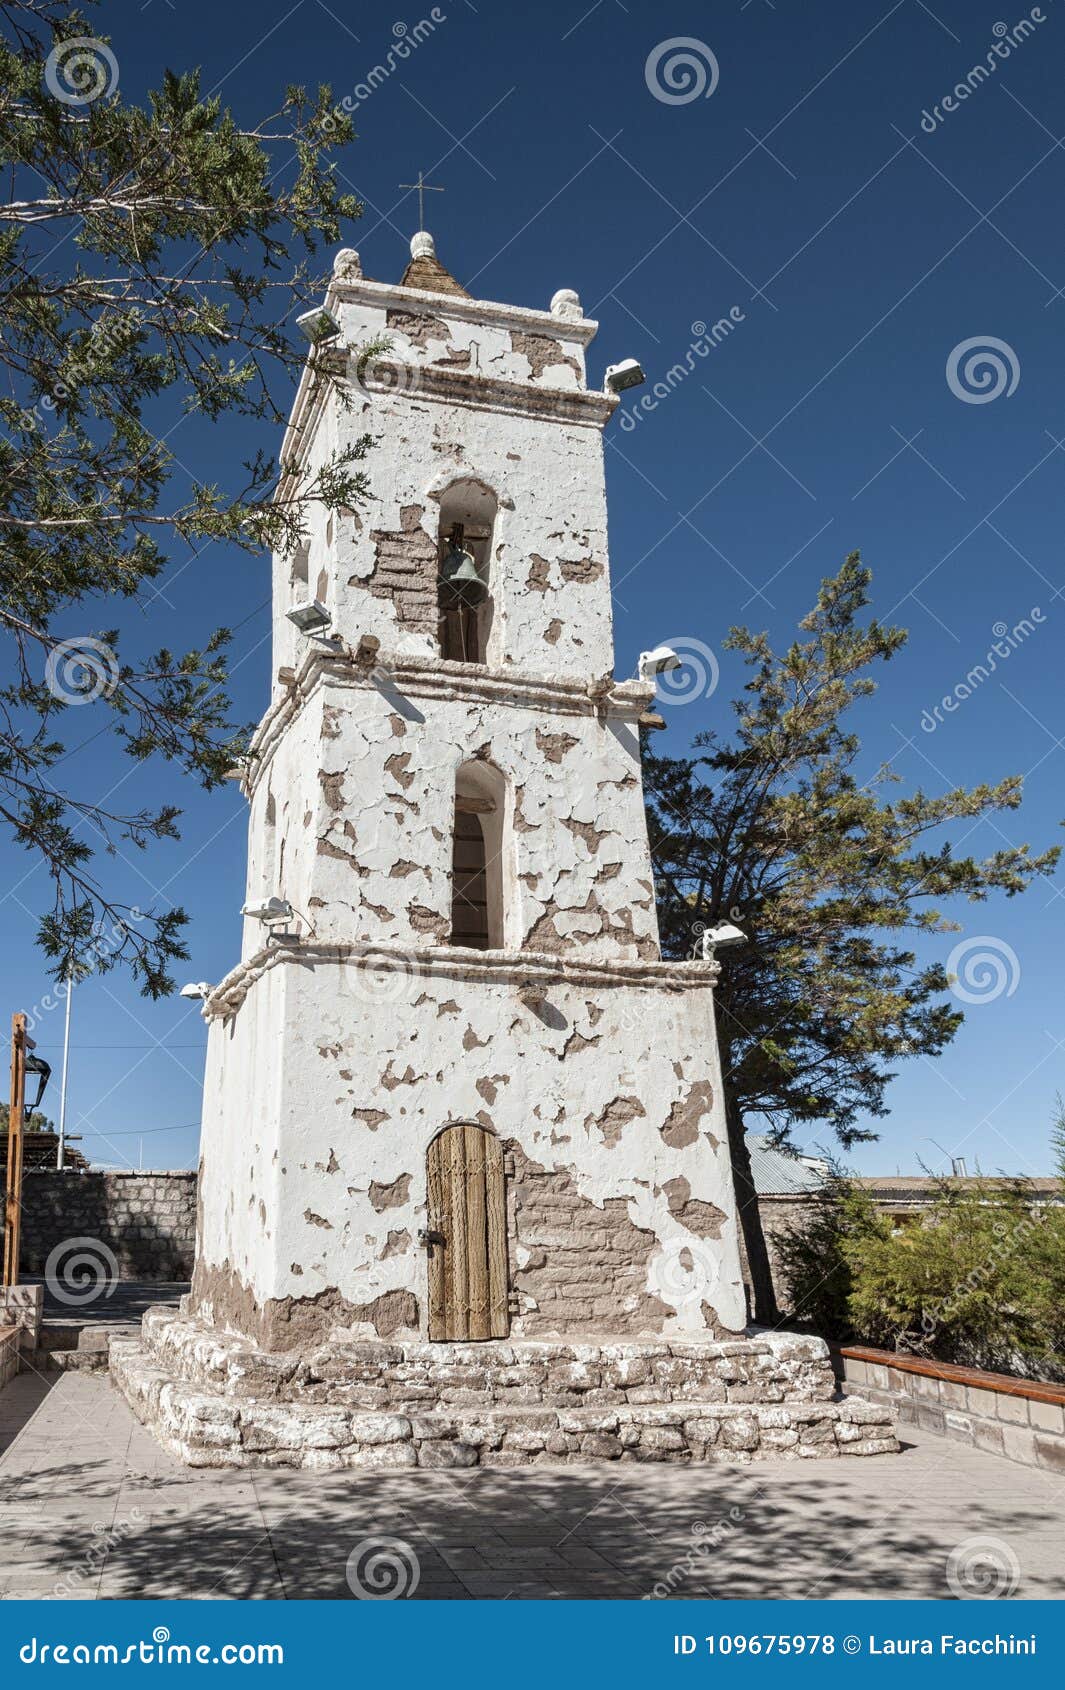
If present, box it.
[203,937,719,1021]
[244,648,655,794]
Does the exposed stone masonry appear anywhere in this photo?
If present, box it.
[2,1171,196,1280]
[110,1310,897,1470]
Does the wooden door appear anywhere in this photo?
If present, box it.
[426,1125,509,1341]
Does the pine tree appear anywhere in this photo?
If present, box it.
[645,554,1060,1322]
[0,2,371,993]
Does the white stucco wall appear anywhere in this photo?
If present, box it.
[194,945,747,1342]
[241,663,660,964]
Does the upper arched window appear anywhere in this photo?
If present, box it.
[437,479,497,664]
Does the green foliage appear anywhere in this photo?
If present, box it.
[0,1,371,993]
[776,1133,1065,1382]
[646,554,1060,1146]
[0,1100,55,1133]
[773,1176,886,1341]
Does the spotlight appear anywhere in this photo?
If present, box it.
[605,358,645,394]
[637,645,682,682]
[286,599,332,636]
[241,897,294,924]
[179,982,213,1001]
[700,923,747,959]
[296,306,341,344]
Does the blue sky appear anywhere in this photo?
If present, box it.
[4,0,1064,1178]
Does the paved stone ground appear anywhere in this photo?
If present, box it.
[24,1278,188,1324]
[0,1369,1062,1601]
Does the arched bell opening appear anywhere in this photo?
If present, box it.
[436,479,497,663]
[449,759,507,950]
[425,1122,509,1341]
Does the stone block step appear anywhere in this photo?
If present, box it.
[139,1308,838,1413]
[110,1337,898,1471]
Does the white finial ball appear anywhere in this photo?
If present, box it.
[332,247,362,279]
[551,288,583,321]
[410,231,436,260]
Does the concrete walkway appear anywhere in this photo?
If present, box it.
[0,1369,1062,1600]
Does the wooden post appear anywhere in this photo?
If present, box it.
[2,1013,28,1288]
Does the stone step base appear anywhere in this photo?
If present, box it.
[37,1323,140,1373]
[110,1338,898,1471]
[140,1308,838,1413]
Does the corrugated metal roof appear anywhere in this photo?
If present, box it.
[746,1134,828,1196]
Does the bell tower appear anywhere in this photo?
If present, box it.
[113,229,899,1473]
[189,230,748,1351]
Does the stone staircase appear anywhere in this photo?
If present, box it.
[110,1308,898,1470]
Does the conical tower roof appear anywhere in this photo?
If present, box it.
[400,230,469,298]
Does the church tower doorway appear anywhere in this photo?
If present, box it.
[426,1124,509,1341]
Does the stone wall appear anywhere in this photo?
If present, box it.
[835,1345,1065,1475]
[0,1325,18,1393]
[110,1312,898,1470]
[2,1171,196,1281]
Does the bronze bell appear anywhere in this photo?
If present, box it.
[440,543,485,603]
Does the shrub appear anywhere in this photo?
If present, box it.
[775,1114,1065,1382]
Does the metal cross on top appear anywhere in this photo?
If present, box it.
[399,171,445,231]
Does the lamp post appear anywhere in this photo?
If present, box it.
[56,966,73,1171]
[2,1015,50,1289]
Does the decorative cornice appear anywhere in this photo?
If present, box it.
[327,273,601,347]
[356,360,617,428]
[204,939,718,1020]
[243,648,655,795]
